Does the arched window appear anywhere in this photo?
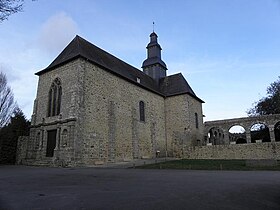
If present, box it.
[48,78,62,117]
[139,101,145,122]
[195,113,199,128]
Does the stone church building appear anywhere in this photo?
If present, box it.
[18,32,204,166]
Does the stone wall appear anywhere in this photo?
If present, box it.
[81,61,166,163]
[20,57,204,166]
[165,94,204,157]
[183,142,280,160]
[16,136,29,164]
[185,95,204,145]
[204,114,280,144]
[32,59,84,125]
[29,59,83,165]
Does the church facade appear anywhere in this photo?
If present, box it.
[18,32,204,166]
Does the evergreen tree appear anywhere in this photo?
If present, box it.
[0,108,30,164]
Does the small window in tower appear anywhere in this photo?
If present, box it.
[139,101,145,122]
[195,113,199,129]
[137,77,141,83]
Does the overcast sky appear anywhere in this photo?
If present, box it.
[1,0,280,121]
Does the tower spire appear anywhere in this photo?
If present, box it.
[142,31,167,84]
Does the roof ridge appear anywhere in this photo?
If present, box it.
[72,36,158,82]
[35,35,203,102]
[166,72,182,77]
[77,35,146,74]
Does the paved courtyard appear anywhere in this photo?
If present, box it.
[0,165,280,210]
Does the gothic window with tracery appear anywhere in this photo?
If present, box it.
[47,78,62,117]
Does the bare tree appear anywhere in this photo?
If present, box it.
[0,72,17,127]
[0,0,23,22]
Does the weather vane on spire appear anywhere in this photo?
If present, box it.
[153,21,155,32]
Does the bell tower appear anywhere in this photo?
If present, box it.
[142,32,167,84]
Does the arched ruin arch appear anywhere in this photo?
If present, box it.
[275,121,280,142]
[208,127,225,145]
[229,125,246,144]
[204,114,280,145]
[250,122,271,143]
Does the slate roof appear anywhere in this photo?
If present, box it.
[142,57,167,70]
[160,73,193,96]
[36,35,204,102]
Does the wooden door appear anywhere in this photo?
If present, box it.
[46,130,57,157]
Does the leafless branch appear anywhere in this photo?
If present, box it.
[0,72,17,127]
[0,0,23,22]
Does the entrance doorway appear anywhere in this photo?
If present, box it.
[46,130,57,157]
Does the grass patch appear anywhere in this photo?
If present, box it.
[136,159,280,171]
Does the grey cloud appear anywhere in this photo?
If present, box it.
[0,63,20,82]
[37,12,80,54]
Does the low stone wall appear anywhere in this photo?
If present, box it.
[183,142,280,160]
[16,136,29,164]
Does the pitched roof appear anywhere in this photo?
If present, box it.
[36,35,160,94]
[36,35,204,102]
[159,73,204,102]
